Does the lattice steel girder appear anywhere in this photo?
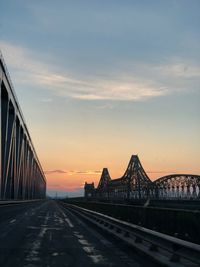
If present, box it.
[92,154,200,200]
[153,174,200,199]
[0,52,46,200]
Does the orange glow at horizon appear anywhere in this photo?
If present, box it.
[45,155,200,193]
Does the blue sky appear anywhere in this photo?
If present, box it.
[0,0,199,197]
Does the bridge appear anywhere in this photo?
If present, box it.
[85,155,200,200]
[0,52,46,200]
[0,52,200,267]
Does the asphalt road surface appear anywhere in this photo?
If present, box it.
[0,200,155,267]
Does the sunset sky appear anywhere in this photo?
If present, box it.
[0,0,200,197]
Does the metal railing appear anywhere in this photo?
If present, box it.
[61,202,200,267]
[0,199,44,208]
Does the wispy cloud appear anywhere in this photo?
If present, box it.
[44,169,67,174]
[39,98,52,103]
[1,41,199,102]
[45,169,101,175]
[155,63,200,78]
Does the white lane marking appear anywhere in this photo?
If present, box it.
[9,219,16,224]
[82,246,95,253]
[57,205,74,228]
[52,252,59,256]
[60,217,64,223]
[25,239,41,262]
[61,206,110,265]
[66,207,115,248]
[25,212,49,262]
[75,234,84,239]
[64,217,74,228]
[78,239,90,245]
[78,239,106,264]
[74,231,107,265]
[38,227,47,238]
[62,205,137,266]
[90,255,105,264]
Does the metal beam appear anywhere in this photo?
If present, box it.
[89,155,200,200]
[0,51,46,200]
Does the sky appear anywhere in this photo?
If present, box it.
[0,0,200,197]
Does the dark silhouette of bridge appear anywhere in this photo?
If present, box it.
[85,155,200,200]
[0,51,46,200]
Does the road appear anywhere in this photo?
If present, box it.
[0,200,155,267]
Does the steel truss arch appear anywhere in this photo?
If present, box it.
[153,174,200,199]
[87,155,200,200]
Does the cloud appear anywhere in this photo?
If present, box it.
[44,169,67,174]
[1,41,199,102]
[94,104,114,109]
[39,98,52,103]
[146,171,177,174]
[154,62,200,79]
[74,170,101,174]
[45,169,101,175]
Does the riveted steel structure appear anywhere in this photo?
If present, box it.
[85,155,200,200]
[0,51,46,200]
[152,174,200,199]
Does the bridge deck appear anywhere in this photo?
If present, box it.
[0,200,153,267]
